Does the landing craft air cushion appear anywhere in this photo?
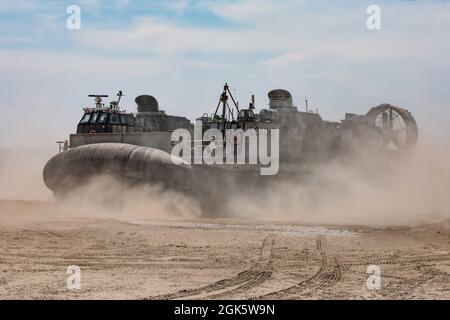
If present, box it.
[43,84,418,210]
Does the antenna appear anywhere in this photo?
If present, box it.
[117,91,124,104]
[249,94,255,110]
[89,94,108,109]
[221,84,229,137]
[305,97,308,112]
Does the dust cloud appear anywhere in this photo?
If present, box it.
[58,175,202,221]
[0,148,201,222]
[0,138,449,226]
[0,148,53,201]
[227,139,450,226]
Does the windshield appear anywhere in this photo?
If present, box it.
[110,113,119,124]
[89,112,100,124]
[98,113,108,123]
[80,113,91,124]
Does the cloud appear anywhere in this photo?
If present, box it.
[80,0,102,11]
[0,50,172,76]
[74,16,295,55]
[0,0,40,12]
[201,0,282,23]
[116,0,131,9]
[1,0,450,149]
[71,0,450,64]
[163,0,191,12]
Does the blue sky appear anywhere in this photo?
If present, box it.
[0,0,450,149]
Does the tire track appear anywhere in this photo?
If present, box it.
[205,269,273,300]
[258,253,340,299]
[257,237,341,300]
[341,253,450,299]
[147,235,275,300]
[376,265,437,299]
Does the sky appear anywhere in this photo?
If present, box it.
[0,0,449,149]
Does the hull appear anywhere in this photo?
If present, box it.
[43,142,287,213]
[43,143,194,195]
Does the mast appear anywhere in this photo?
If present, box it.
[221,84,228,137]
[213,83,240,137]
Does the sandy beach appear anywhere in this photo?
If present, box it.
[0,199,448,300]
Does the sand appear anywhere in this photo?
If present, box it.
[0,199,448,300]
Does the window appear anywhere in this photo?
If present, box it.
[110,113,119,124]
[98,113,108,123]
[89,112,100,124]
[80,113,91,124]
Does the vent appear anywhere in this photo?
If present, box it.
[135,95,159,113]
[268,89,293,109]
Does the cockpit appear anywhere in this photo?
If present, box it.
[76,92,192,135]
[77,111,137,134]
